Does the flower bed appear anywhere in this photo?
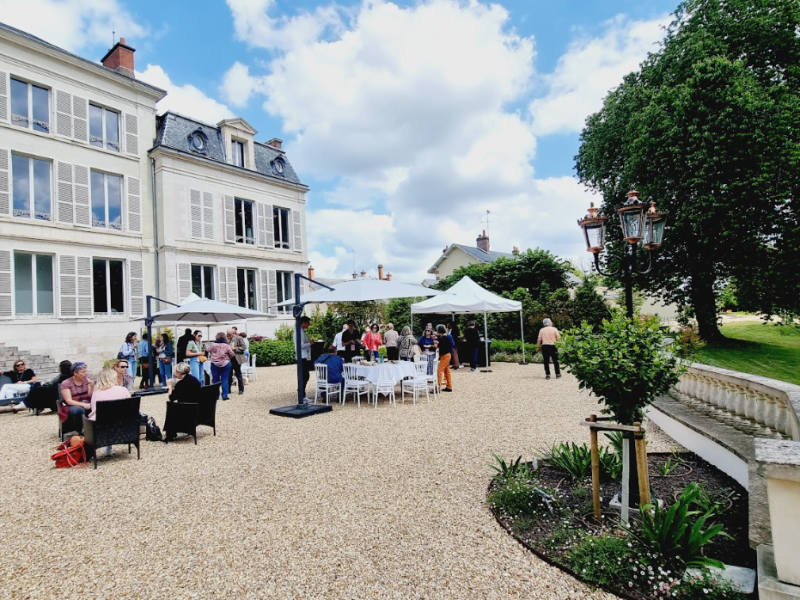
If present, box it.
[487,451,753,599]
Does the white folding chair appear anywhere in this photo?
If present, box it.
[343,363,370,407]
[351,356,363,365]
[314,363,341,405]
[245,354,257,382]
[426,359,440,398]
[401,362,430,405]
[373,380,396,408]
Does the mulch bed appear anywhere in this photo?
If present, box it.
[490,451,754,599]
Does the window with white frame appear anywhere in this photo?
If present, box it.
[191,264,215,300]
[276,270,292,313]
[92,258,124,314]
[231,140,245,167]
[89,104,120,152]
[237,268,257,310]
[234,198,255,245]
[90,170,123,230]
[10,78,49,133]
[11,154,51,221]
[14,252,54,314]
[273,207,291,249]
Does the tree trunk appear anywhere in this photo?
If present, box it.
[691,273,724,342]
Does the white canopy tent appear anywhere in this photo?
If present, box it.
[276,278,448,306]
[410,276,525,369]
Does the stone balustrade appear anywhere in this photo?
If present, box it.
[671,364,800,441]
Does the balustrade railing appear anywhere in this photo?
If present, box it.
[670,364,800,441]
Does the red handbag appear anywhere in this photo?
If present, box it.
[51,437,87,468]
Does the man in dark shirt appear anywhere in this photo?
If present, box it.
[176,328,193,364]
[340,320,361,363]
[315,345,345,400]
[464,321,481,371]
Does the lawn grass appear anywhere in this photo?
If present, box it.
[695,319,800,385]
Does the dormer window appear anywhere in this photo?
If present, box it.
[231,140,245,167]
[272,157,285,175]
[189,130,207,152]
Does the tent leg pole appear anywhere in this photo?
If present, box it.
[483,310,491,372]
[520,310,526,364]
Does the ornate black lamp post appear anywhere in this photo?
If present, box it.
[577,189,666,319]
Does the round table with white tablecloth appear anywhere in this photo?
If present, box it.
[352,362,416,385]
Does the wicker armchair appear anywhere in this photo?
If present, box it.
[25,385,59,415]
[163,383,220,444]
[82,396,142,469]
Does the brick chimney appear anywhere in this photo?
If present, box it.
[387,273,393,281]
[308,265,315,280]
[352,272,358,279]
[101,37,135,78]
[512,246,520,256]
[360,270,367,278]
[378,264,384,280]
[266,138,283,150]
[476,230,490,253]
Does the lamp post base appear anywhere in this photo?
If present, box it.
[270,404,333,419]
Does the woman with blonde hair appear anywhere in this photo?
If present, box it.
[89,368,131,420]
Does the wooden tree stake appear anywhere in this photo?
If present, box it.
[633,422,651,507]
[588,414,601,522]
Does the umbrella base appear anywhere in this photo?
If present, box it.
[270,403,333,419]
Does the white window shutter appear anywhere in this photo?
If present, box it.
[0,148,9,216]
[127,176,141,233]
[0,72,8,122]
[268,269,278,315]
[177,263,192,301]
[260,269,269,313]
[72,96,88,143]
[189,189,202,239]
[264,203,275,248]
[128,259,144,317]
[218,266,227,303]
[56,162,74,224]
[0,249,12,318]
[224,195,235,243]
[292,209,303,253]
[124,112,139,155]
[256,202,267,247]
[226,266,237,305]
[202,192,214,240]
[55,90,72,138]
[77,256,93,317]
[73,165,90,227]
[58,255,78,318]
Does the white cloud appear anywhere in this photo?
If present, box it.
[529,14,668,136]
[137,64,235,123]
[220,61,262,108]
[0,0,146,53]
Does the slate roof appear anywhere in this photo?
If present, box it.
[0,21,166,97]
[427,243,514,274]
[152,112,306,188]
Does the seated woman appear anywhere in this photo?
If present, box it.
[59,363,94,435]
[1,359,37,411]
[112,358,134,392]
[89,368,130,457]
[167,362,201,402]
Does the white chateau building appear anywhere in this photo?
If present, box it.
[0,22,308,368]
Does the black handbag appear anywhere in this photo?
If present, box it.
[145,416,163,442]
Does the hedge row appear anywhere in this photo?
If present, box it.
[489,339,539,356]
[248,340,296,366]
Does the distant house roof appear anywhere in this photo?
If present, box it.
[0,21,166,99]
[151,112,307,189]
[427,244,514,274]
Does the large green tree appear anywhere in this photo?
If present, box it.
[575,0,800,340]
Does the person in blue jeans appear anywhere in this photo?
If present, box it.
[208,331,235,400]
[315,345,345,399]
[157,332,174,386]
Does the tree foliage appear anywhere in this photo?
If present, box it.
[575,0,800,341]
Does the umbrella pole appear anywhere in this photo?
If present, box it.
[482,310,491,373]
[294,275,305,406]
[146,296,154,388]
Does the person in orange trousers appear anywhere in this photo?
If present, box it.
[435,325,453,392]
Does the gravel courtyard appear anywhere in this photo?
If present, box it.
[1,363,677,600]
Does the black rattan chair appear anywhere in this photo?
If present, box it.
[163,383,220,444]
[25,385,59,415]
[82,396,142,468]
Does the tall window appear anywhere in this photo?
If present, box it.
[14,253,54,314]
[10,78,49,133]
[234,198,255,245]
[231,140,245,167]
[89,104,120,152]
[273,207,291,249]
[276,271,292,313]
[93,259,124,314]
[237,268,257,310]
[90,171,123,230]
[191,264,215,300]
[12,154,51,221]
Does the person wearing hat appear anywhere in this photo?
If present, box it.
[537,318,562,379]
[59,362,95,434]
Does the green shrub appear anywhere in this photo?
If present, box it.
[559,314,683,425]
[490,339,539,356]
[273,323,294,342]
[568,532,636,587]
[249,340,296,366]
[490,455,533,485]
[672,569,747,599]
[545,442,592,481]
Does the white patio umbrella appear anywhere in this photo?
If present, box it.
[151,298,273,323]
[410,276,524,369]
[277,278,447,306]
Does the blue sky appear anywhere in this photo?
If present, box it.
[3,0,676,281]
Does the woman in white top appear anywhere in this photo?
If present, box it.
[383,323,399,361]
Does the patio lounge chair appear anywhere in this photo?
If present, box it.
[163,383,221,444]
[82,396,142,469]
